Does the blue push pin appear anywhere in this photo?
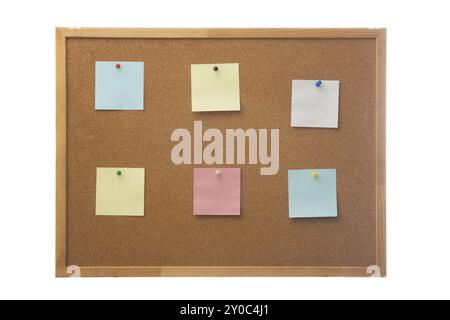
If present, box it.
[315,80,322,88]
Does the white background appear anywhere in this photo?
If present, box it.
[1,0,449,300]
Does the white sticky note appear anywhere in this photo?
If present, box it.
[291,80,340,128]
[95,167,145,216]
[191,63,240,112]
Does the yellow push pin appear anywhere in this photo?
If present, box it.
[311,171,319,178]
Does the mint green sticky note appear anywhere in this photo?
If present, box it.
[288,169,338,218]
[95,61,144,110]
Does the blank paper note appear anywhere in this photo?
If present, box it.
[288,169,338,218]
[193,168,241,216]
[95,167,145,216]
[191,63,240,112]
[291,80,340,128]
[95,61,144,110]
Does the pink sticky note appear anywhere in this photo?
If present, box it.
[193,168,241,216]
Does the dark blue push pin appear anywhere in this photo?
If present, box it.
[315,80,322,88]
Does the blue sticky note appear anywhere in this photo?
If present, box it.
[288,169,338,218]
[95,61,144,110]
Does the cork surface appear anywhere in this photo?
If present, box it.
[66,38,377,267]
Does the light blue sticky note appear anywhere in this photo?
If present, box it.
[288,169,338,218]
[95,61,144,110]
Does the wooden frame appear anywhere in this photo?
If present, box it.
[56,28,386,277]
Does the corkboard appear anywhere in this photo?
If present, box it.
[56,28,386,277]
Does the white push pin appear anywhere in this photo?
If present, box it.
[215,169,221,176]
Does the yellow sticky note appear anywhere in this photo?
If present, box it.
[191,63,240,112]
[95,167,145,216]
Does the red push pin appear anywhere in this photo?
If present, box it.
[115,63,121,69]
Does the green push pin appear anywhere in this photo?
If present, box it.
[116,170,122,176]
